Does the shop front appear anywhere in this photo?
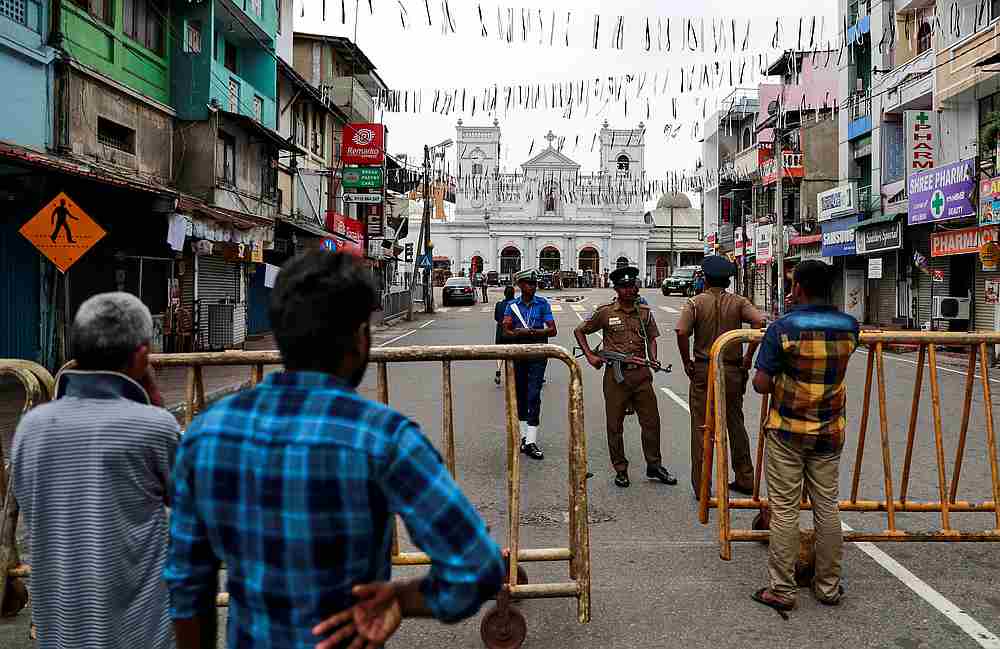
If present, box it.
[821,215,863,321]
[855,216,903,326]
[174,201,273,352]
[928,224,999,333]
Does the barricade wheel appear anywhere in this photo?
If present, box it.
[1,578,29,618]
[480,605,527,649]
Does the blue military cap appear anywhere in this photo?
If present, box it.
[609,266,640,287]
[702,255,736,279]
[514,269,538,284]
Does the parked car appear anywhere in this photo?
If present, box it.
[499,273,512,286]
[538,272,554,289]
[661,265,700,297]
[442,277,477,306]
[487,271,500,286]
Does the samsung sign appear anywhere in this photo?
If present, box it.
[817,184,858,222]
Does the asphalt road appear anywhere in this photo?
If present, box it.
[2,287,999,649]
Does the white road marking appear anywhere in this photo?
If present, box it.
[378,330,418,347]
[460,307,472,312]
[856,349,1000,384]
[481,307,492,313]
[659,305,680,314]
[571,304,586,312]
[651,347,998,642]
[437,307,450,313]
[551,304,563,312]
[418,320,435,329]
[842,522,1000,648]
[658,387,690,412]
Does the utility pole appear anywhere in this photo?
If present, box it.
[423,144,434,314]
[669,204,675,276]
[775,106,786,317]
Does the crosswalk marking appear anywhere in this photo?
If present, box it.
[550,304,563,312]
[460,307,472,312]
[571,304,586,312]
[659,306,680,314]
[437,307,450,313]
[481,306,492,313]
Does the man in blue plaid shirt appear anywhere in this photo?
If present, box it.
[164,251,504,649]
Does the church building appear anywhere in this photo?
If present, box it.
[426,119,653,283]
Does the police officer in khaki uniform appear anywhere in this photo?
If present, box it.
[675,255,766,497]
[575,266,678,488]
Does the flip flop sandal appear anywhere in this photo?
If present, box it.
[815,585,845,606]
[751,588,794,619]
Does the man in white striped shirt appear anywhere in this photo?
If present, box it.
[13,292,179,649]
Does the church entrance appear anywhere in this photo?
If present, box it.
[539,246,561,272]
[500,246,522,276]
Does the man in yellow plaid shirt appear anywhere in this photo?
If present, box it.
[749,260,860,612]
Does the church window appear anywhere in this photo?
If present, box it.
[616,154,630,177]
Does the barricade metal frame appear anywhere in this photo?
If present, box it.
[0,360,55,615]
[0,346,591,649]
[698,330,1000,560]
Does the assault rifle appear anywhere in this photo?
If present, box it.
[573,345,672,384]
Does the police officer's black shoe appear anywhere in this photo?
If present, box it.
[520,440,544,460]
[646,465,678,485]
[614,471,630,488]
[495,370,501,385]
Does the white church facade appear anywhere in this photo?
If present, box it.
[424,119,653,283]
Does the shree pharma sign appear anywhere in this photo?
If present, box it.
[907,159,975,225]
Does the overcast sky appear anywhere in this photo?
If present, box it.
[298,0,838,205]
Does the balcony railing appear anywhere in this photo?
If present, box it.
[849,90,872,121]
[321,78,374,122]
[858,185,875,212]
[849,0,871,24]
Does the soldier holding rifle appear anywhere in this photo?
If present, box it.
[575,266,677,488]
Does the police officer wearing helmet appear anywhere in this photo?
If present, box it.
[675,255,767,497]
[503,269,557,460]
[575,266,677,488]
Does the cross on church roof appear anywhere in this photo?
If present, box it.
[545,130,557,148]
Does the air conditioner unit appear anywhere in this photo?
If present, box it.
[933,296,971,320]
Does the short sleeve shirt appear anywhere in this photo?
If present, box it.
[578,301,659,357]
[755,305,860,438]
[503,295,555,330]
[675,288,763,363]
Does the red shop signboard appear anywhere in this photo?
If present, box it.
[341,123,385,165]
[325,211,364,256]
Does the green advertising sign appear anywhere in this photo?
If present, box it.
[342,166,384,189]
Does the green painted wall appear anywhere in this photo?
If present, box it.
[172,0,277,127]
[61,0,171,105]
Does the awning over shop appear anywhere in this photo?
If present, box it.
[855,211,899,229]
[278,214,332,238]
[219,111,304,154]
[0,141,176,198]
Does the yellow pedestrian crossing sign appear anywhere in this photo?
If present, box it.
[19,192,106,273]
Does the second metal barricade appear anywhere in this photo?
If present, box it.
[698,330,1000,560]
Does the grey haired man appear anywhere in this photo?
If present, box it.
[13,292,179,649]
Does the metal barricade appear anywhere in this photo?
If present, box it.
[0,360,55,616]
[0,346,590,647]
[697,330,1000,561]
